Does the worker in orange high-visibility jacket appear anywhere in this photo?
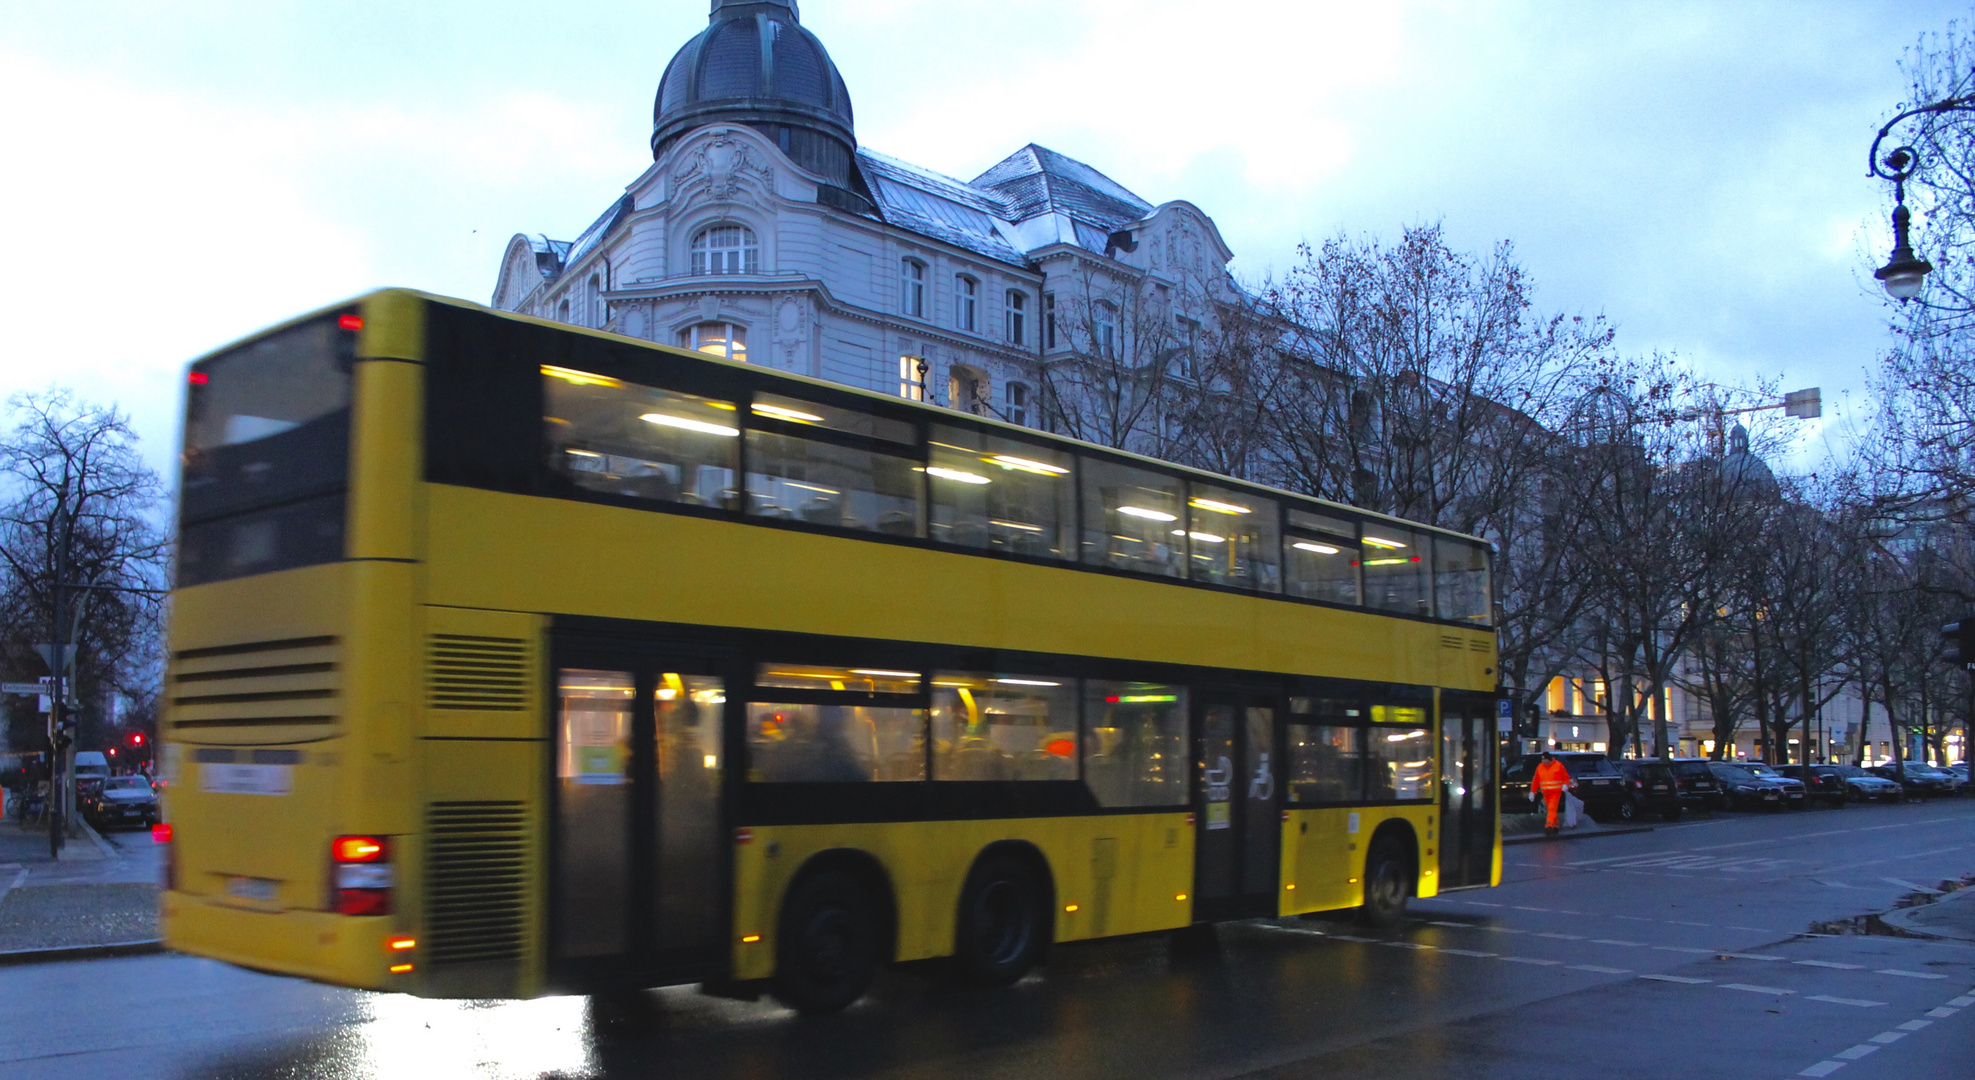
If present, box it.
[1531,751,1575,836]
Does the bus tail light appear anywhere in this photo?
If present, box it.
[155,823,177,891]
[332,836,393,916]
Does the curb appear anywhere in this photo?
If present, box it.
[1879,882,1975,942]
[1504,825,1655,846]
[0,939,165,966]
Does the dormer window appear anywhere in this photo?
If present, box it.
[692,225,759,275]
[955,275,978,332]
[901,259,927,317]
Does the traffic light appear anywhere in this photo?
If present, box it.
[127,731,145,748]
[1944,619,1975,670]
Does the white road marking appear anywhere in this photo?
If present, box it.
[1808,996,1886,1007]
[1895,1019,1932,1031]
[1435,948,1496,958]
[1464,901,1503,907]
[1428,921,1469,928]
[1876,969,1949,980]
[1834,1045,1880,1060]
[1330,934,1377,943]
[1499,956,1562,966]
[1652,945,1715,954]
[1796,960,1865,970]
[1797,1062,1844,1077]
[1815,879,1862,889]
[1720,983,1793,994]
[1380,941,1430,950]
[1639,974,1710,984]
[1512,906,1549,912]
[1723,953,1788,962]
[1868,1031,1908,1044]
[1924,1007,1959,1018]
[1592,939,1646,946]
[1568,964,1631,974]
[1949,995,1975,1007]
[1536,933,1585,940]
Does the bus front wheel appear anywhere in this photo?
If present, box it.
[953,854,1046,986]
[1358,841,1413,928]
[773,870,882,1014]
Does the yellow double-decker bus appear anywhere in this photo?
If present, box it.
[160,289,1500,1012]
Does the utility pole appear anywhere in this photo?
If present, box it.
[46,462,70,859]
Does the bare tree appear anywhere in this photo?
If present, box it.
[0,392,170,772]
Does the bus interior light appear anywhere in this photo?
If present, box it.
[989,455,1068,475]
[994,678,1060,686]
[542,365,621,388]
[1117,506,1177,522]
[850,669,920,678]
[926,467,991,485]
[1292,542,1340,555]
[989,519,1044,532]
[1361,536,1407,549]
[751,403,823,423]
[640,413,739,437]
[1189,498,1251,515]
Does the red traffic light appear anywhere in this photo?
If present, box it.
[128,731,145,747]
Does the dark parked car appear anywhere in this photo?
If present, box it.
[1773,764,1850,808]
[1707,761,1807,811]
[1867,764,1954,800]
[1814,764,1904,803]
[1614,759,1683,821]
[84,775,159,830]
[1503,752,1634,822]
[1658,757,1725,811]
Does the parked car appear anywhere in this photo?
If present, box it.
[1773,764,1850,808]
[1707,761,1807,811]
[1810,764,1904,803]
[1502,752,1635,822]
[84,775,159,830]
[1867,764,1954,800]
[1614,759,1683,821]
[1659,757,1726,811]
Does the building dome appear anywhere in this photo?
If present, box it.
[652,0,857,186]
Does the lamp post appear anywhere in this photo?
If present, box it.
[1869,93,1975,301]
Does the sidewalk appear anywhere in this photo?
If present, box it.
[1502,808,1653,845]
[0,814,161,961]
[1881,875,1975,942]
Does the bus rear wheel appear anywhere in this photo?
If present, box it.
[1358,840,1413,928]
[953,854,1046,986]
[773,870,882,1015]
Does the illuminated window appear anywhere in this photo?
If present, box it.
[1361,524,1431,617]
[1186,482,1280,592]
[1368,709,1431,800]
[898,355,926,401]
[955,275,978,332]
[926,423,1073,560]
[949,365,987,414]
[1288,697,1367,804]
[683,322,746,363]
[1081,456,1185,579]
[1431,536,1491,624]
[931,672,1077,781]
[1005,291,1026,344]
[901,259,926,317]
[1284,508,1360,605]
[691,225,759,275]
[542,366,737,508]
[1083,682,1188,807]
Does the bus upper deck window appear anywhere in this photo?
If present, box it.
[1432,536,1492,625]
[927,425,1074,561]
[543,368,739,509]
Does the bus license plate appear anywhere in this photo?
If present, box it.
[226,876,279,903]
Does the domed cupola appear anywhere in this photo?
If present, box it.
[652,0,857,186]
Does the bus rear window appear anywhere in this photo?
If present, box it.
[178,313,355,587]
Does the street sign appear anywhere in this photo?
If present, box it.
[33,644,75,674]
[1784,387,1822,419]
[0,682,51,695]
[1497,698,1514,733]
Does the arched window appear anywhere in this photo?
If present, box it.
[691,225,759,275]
[586,275,602,328]
[1004,291,1026,345]
[901,259,926,318]
[683,322,747,362]
[954,275,978,332]
[949,365,987,415]
[1004,382,1029,426]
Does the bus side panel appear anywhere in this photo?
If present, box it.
[415,736,546,1000]
[1278,804,1437,915]
[730,815,1193,980]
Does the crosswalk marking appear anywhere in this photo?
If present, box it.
[1797,1062,1844,1077]
[1834,1044,1881,1059]
[1876,969,1948,980]
[1567,964,1630,974]
[1796,960,1864,970]
[1500,956,1562,966]
[1720,983,1793,995]
[1639,974,1710,984]
[1808,996,1885,1007]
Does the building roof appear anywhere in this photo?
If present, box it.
[972,144,1154,230]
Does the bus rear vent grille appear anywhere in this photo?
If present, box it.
[427,635,528,711]
[426,801,527,966]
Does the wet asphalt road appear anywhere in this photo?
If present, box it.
[2,800,1972,1080]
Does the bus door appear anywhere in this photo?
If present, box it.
[1437,693,1497,890]
[550,640,730,985]
[1193,691,1281,920]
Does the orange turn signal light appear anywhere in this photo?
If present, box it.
[388,936,416,951]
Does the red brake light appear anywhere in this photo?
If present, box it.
[333,836,387,863]
[151,822,172,843]
[188,371,209,385]
[338,314,364,331]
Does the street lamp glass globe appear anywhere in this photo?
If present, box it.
[1881,265,1927,300]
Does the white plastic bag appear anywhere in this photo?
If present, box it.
[1563,791,1583,829]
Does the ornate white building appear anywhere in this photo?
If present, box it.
[492,0,1243,429]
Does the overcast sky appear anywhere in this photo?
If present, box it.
[0,0,1963,482]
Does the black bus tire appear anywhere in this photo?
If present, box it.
[772,870,882,1014]
[952,854,1047,986]
[1358,840,1413,928]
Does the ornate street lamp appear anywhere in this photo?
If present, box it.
[1869,93,1975,301]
